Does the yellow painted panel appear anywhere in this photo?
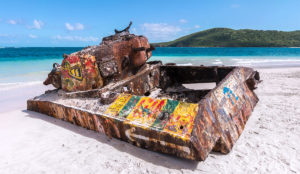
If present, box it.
[126,97,167,127]
[163,102,199,140]
[105,93,132,117]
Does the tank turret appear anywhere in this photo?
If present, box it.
[44,22,155,92]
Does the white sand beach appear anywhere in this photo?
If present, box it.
[0,67,299,174]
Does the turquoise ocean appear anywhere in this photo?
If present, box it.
[1,47,300,89]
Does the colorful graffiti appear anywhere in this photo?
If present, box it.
[61,54,103,92]
[223,87,239,105]
[126,97,167,127]
[63,62,83,81]
[163,102,199,140]
[105,93,199,139]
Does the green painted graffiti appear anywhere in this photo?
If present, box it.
[151,99,179,130]
[118,96,141,118]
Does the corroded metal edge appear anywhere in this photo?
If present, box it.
[190,67,259,160]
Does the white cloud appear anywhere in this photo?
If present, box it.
[31,20,44,29]
[75,23,84,30]
[179,19,188,24]
[141,23,182,41]
[29,34,37,38]
[54,35,98,42]
[8,20,17,25]
[65,23,74,31]
[65,22,85,31]
[194,25,201,29]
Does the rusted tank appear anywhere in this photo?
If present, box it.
[44,22,154,92]
[28,23,260,161]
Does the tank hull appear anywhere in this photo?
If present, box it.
[27,63,260,161]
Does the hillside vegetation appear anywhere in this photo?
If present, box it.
[153,28,300,47]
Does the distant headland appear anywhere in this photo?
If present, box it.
[152,28,300,47]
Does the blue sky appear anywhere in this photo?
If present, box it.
[0,0,300,47]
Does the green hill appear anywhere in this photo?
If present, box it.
[153,28,300,47]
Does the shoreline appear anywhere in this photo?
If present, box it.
[1,63,300,87]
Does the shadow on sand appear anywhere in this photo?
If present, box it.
[22,110,211,170]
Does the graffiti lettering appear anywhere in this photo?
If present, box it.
[62,61,83,81]
[223,87,239,105]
